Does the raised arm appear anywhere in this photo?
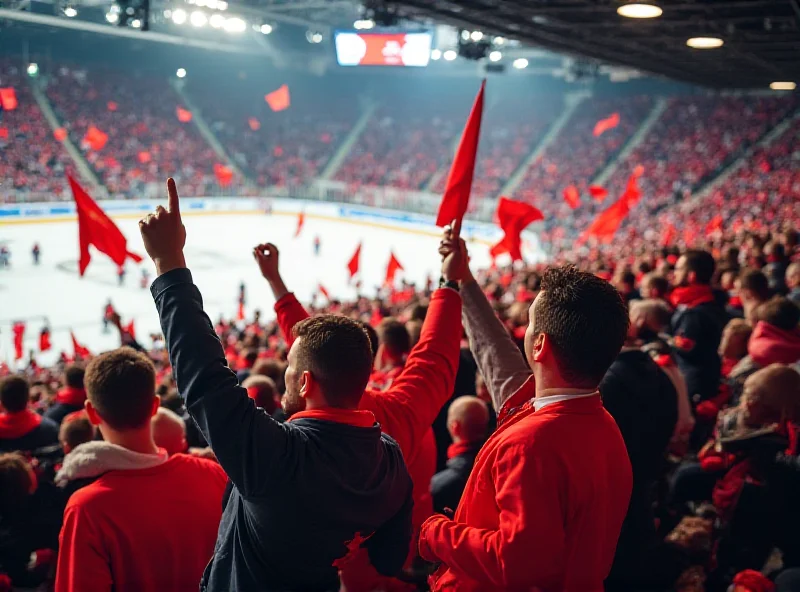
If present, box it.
[141,179,288,496]
[460,275,532,413]
[253,242,309,347]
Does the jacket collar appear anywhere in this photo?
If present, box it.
[55,441,168,487]
[0,409,42,439]
[669,284,715,309]
[289,408,377,429]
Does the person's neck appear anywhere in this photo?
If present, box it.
[99,426,160,455]
[535,375,597,398]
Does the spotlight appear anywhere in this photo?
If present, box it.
[176,68,187,78]
[770,81,796,91]
[617,2,662,19]
[306,29,323,43]
[130,17,141,27]
[686,36,724,48]
[210,13,224,27]
[470,30,483,42]
[27,62,39,76]
[190,10,207,26]
[260,23,273,34]
[513,57,528,69]
[63,5,78,17]
[224,16,246,32]
[493,36,506,45]
[354,19,374,30]
[489,50,502,62]
[430,49,442,60]
[443,49,457,61]
[461,30,470,41]
[172,8,187,24]
[106,10,119,22]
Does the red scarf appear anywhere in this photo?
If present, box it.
[0,409,43,439]
[669,284,715,308]
[56,386,87,406]
[447,441,478,460]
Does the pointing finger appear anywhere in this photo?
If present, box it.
[167,178,181,218]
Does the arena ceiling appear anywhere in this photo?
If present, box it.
[386,0,800,89]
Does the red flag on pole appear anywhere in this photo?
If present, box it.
[593,112,620,137]
[318,284,330,300]
[213,163,234,187]
[237,301,245,321]
[563,185,581,209]
[71,332,91,359]
[435,80,486,229]
[39,327,52,352]
[588,186,608,202]
[621,172,642,207]
[124,320,136,340]
[347,243,361,280]
[0,88,18,111]
[68,175,142,276]
[580,196,631,243]
[12,322,25,361]
[385,251,404,286]
[83,126,108,151]
[489,197,544,262]
[295,211,305,238]
[176,106,193,123]
[265,85,291,112]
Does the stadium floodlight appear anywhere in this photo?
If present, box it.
[617,2,662,19]
[171,8,187,24]
[470,31,483,42]
[27,63,39,76]
[63,5,78,17]
[176,68,187,78]
[106,10,119,22]
[770,81,796,91]
[260,23,273,34]
[686,36,724,49]
[224,16,246,33]
[190,10,207,26]
[489,50,502,62]
[513,57,529,69]
[210,13,225,28]
[306,29,323,43]
[130,18,142,28]
[443,49,457,61]
[460,30,470,41]
[494,36,506,45]
[430,49,442,60]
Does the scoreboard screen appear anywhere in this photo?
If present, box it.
[334,31,433,67]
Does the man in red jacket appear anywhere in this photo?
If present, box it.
[419,234,633,591]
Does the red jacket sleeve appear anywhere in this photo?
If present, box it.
[418,443,566,588]
[362,288,462,460]
[56,501,113,592]
[274,293,310,347]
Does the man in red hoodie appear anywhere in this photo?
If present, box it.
[419,234,632,591]
[55,348,227,592]
[0,375,59,453]
[44,364,87,425]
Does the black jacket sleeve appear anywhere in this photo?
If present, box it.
[364,483,413,576]
[151,268,289,496]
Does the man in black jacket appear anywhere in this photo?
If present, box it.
[140,179,413,592]
[669,250,728,404]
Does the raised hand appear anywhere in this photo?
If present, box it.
[253,242,289,300]
[439,226,471,284]
[139,178,187,275]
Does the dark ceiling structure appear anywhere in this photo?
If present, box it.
[388,0,800,89]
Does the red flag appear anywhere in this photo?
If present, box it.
[294,211,305,238]
[593,112,620,137]
[124,320,136,340]
[54,127,68,142]
[347,243,361,279]
[620,172,642,207]
[563,185,581,209]
[265,84,291,112]
[137,150,151,164]
[213,163,234,187]
[385,252,404,286]
[248,117,261,131]
[83,125,108,151]
[489,197,544,262]
[71,332,91,359]
[237,301,245,321]
[176,106,192,123]
[705,214,723,237]
[581,196,631,243]
[68,175,142,276]
[435,80,486,228]
[107,101,118,112]
[39,327,52,352]
[318,284,330,300]
[12,322,25,361]
[661,223,677,247]
[588,186,608,202]
[0,88,18,111]
[0,127,8,140]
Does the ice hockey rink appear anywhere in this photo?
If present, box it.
[1,209,512,366]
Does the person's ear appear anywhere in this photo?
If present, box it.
[532,333,548,362]
[150,396,160,418]
[688,270,697,284]
[84,400,102,426]
[299,371,313,400]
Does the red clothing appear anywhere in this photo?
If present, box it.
[419,379,632,591]
[669,284,715,309]
[748,321,800,366]
[56,454,227,592]
[55,387,87,406]
[0,409,42,439]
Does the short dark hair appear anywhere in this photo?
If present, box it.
[60,415,95,450]
[0,453,33,514]
[64,364,85,389]
[0,375,30,413]
[755,296,800,330]
[292,315,373,407]
[619,271,636,288]
[377,318,411,356]
[534,266,629,386]
[360,322,380,360]
[683,250,716,285]
[643,273,669,298]
[252,359,287,394]
[740,269,771,301]
[84,348,156,430]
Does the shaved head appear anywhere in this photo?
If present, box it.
[152,407,187,456]
[447,396,490,443]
